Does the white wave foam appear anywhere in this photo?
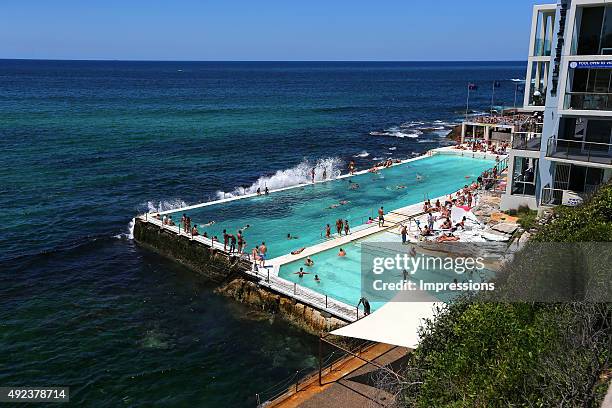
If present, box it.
[115,217,136,240]
[354,151,370,158]
[372,157,384,161]
[388,147,397,151]
[216,157,343,199]
[144,199,189,213]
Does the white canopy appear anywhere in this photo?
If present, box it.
[330,299,441,349]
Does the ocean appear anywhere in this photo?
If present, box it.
[0,60,525,406]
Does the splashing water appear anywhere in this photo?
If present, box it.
[216,157,344,199]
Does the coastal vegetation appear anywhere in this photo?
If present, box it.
[401,184,612,407]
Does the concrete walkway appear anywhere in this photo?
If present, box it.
[267,343,408,408]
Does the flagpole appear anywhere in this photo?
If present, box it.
[513,82,518,109]
[490,81,495,115]
[465,83,470,121]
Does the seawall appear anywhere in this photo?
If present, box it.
[133,218,347,334]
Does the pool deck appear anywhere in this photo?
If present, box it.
[138,147,504,323]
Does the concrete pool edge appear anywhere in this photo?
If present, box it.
[134,147,504,329]
[156,146,499,215]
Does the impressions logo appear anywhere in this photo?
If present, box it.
[361,243,498,302]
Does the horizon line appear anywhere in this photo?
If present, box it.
[0,58,527,63]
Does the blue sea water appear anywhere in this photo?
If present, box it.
[0,60,525,406]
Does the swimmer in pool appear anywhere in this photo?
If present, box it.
[287,233,298,240]
[294,267,309,278]
[203,220,215,227]
[314,274,320,282]
[291,247,306,255]
[305,256,314,266]
[338,248,346,257]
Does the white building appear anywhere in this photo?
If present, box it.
[501,0,612,210]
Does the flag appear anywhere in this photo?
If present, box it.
[494,80,501,88]
[468,83,478,90]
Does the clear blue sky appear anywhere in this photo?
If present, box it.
[0,0,545,61]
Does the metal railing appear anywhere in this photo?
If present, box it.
[546,138,612,165]
[511,132,542,151]
[540,187,564,206]
[564,91,612,111]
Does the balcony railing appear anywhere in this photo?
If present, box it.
[546,138,612,165]
[564,92,612,111]
[511,132,542,151]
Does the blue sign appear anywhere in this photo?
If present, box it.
[569,60,612,69]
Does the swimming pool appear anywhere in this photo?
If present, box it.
[167,154,494,258]
[278,232,497,310]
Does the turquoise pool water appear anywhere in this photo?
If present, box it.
[168,154,493,258]
[278,232,497,309]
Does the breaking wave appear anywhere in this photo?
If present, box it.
[354,151,370,158]
[216,157,344,199]
[143,199,190,213]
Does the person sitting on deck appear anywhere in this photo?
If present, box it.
[203,231,208,238]
[305,256,314,266]
[367,217,374,224]
[291,247,306,255]
[441,218,452,230]
[454,216,467,231]
[191,225,199,236]
[421,226,433,237]
[338,248,346,257]
[167,216,175,226]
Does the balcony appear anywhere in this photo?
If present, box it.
[511,132,542,151]
[546,138,612,165]
[564,92,612,111]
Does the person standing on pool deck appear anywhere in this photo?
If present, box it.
[378,207,385,227]
[259,242,267,267]
[400,224,408,244]
[336,219,343,235]
[223,230,229,252]
[322,168,327,180]
[427,212,434,231]
[237,230,244,253]
[311,167,315,183]
[325,224,331,238]
[344,220,350,235]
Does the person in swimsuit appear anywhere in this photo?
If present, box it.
[338,248,346,257]
[314,274,320,282]
[223,230,229,251]
[259,242,267,267]
[325,224,331,238]
[378,207,385,227]
[311,168,315,183]
[295,267,309,278]
[191,225,199,236]
[305,256,314,266]
[344,220,350,235]
[237,231,245,253]
[291,247,305,255]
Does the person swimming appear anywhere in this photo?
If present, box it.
[202,220,215,227]
[294,267,309,277]
[338,248,346,257]
[305,256,314,266]
[314,274,320,282]
[287,233,298,240]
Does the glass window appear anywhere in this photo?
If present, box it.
[577,7,605,55]
[601,7,612,53]
[511,157,539,196]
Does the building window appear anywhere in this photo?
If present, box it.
[511,157,539,196]
[528,61,549,106]
[534,10,555,56]
[574,6,612,55]
[565,67,612,110]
